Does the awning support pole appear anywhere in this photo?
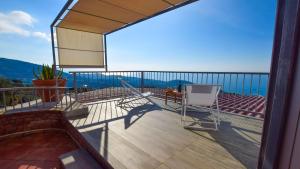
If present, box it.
[104,34,108,72]
[50,0,74,69]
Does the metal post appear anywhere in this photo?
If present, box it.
[73,72,78,101]
[2,91,7,112]
[141,71,145,93]
[50,0,74,103]
[104,35,108,72]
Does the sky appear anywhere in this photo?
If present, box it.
[0,0,277,72]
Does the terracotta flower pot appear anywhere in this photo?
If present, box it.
[32,79,66,102]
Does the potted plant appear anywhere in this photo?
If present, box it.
[32,64,66,102]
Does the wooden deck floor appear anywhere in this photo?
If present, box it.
[69,97,263,169]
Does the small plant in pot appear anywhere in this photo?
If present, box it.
[32,64,66,102]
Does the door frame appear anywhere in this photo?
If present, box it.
[258,0,300,168]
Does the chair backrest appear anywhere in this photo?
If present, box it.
[184,84,220,106]
[119,79,142,97]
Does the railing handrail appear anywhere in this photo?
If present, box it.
[0,86,72,92]
[69,70,270,75]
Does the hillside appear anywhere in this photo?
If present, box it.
[0,58,41,84]
[0,58,72,85]
[0,58,185,89]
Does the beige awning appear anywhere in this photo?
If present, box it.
[55,0,192,68]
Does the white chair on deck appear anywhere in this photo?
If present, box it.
[181,84,221,130]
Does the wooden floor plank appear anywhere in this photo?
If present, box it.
[70,97,263,169]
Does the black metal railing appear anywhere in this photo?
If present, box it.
[70,71,269,118]
[0,87,74,114]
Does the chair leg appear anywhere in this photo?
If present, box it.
[181,104,184,125]
[216,100,221,125]
[209,106,217,130]
[183,103,187,126]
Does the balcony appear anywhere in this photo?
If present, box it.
[0,71,267,169]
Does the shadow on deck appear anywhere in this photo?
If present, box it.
[68,96,263,169]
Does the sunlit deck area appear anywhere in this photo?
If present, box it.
[69,96,263,169]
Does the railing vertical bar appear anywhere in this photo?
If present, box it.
[159,72,162,95]
[152,72,154,95]
[153,72,155,94]
[229,74,232,94]
[35,89,38,108]
[141,71,144,93]
[233,73,238,110]
[159,72,161,95]
[102,72,104,99]
[19,90,23,109]
[112,72,117,97]
[150,72,153,94]
[250,74,253,96]
[106,72,108,98]
[163,72,169,88]
[99,72,102,99]
[102,72,104,98]
[69,89,72,110]
[242,74,245,96]
[116,72,119,97]
[235,74,238,95]
[115,72,118,97]
[77,72,80,101]
[64,88,67,109]
[90,72,92,99]
[96,72,99,98]
[73,72,78,101]
[134,71,137,90]
[105,72,112,98]
[107,72,110,98]
[121,72,124,97]
[222,73,226,97]
[2,91,7,112]
[11,90,15,110]
[59,88,62,107]
[150,72,152,94]
[91,72,94,99]
[51,89,56,108]
[94,72,97,99]
[108,72,110,98]
[87,73,90,100]
[137,72,140,91]
[186,72,188,84]
[128,72,131,96]
[255,74,262,111]
[248,74,254,110]
[258,74,262,96]
[161,72,163,91]
[111,72,114,97]
[193,73,195,83]
[169,72,172,88]
[194,73,196,83]
[28,90,31,108]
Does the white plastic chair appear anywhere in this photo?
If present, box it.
[181,84,221,130]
